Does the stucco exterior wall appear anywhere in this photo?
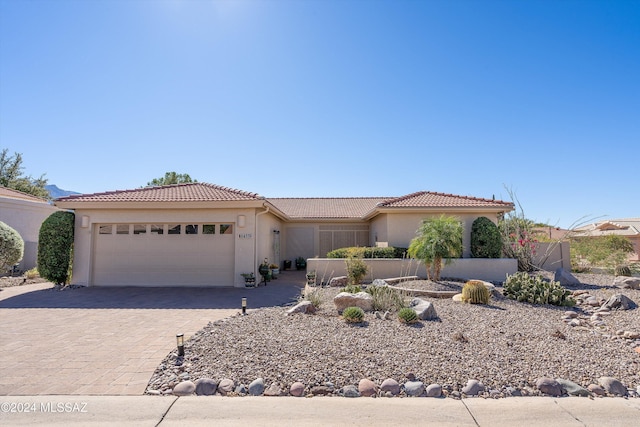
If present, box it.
[0,197,59,271]
[255,211,283,273]
[307,258,518,283]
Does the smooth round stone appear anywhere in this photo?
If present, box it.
[358,378,377,397]
[462,379,484,396]
[194,378,218,396]
[425,383,442,397]
[172,380,195,396]
[290,381,305,397]
[404,381,425,397]
[342,385,361,398]
[380,378,400,395]
[217,378,235,395]
[248,378,265,396]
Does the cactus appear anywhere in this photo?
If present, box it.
[342,306,365,323]
[503,272,575,307]
[398,307,418,324]
[461,280,491,304]
[614,265,632,277]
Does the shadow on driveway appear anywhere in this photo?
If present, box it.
[0,276,304,310]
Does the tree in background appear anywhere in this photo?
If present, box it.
[408,214,463,281]
[37,211,74,285]
[0,221,24,272]
[0,148,49,199]
[146,172,196,187]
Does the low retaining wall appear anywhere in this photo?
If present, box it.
[306,258,518,283]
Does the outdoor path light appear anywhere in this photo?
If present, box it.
[176,333,185,357]
[242,297,247,315]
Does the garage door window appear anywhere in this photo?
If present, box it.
[168,224,181,235]
[116,225,130,235]
[99,225,112,235]
[220,224,233,235]
[150,224,164,235]
[185,224,198,235]
[203,224,215,234]
[134,224,147,235]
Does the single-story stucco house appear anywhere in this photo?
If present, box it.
[54,183,514,287]
[572,218,640,262]
[0,186,59,271]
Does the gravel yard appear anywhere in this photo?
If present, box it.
[147,272,640,398]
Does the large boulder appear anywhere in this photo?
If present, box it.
[409,298,438,320]
[536,377,562,396]
[602,294,636,311]
[194,378,218,396]
[555,268,581,286]
[614,276,640,290]
[462,379,484,396]
[556,378,590,397]
[334,291,374,312]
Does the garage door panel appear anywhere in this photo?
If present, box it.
[93,227,235,287]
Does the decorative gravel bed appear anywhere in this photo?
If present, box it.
[147,272,640,398]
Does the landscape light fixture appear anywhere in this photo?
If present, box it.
[242,297,247,315]
[176,333,185,357]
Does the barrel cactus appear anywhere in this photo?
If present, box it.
[398,307,418,324]
[614,265,632,277]
[461,280,491,304]
[342,306,365,323]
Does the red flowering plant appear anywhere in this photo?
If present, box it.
[498,188,540,272]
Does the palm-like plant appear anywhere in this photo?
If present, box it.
[408,215,463,281]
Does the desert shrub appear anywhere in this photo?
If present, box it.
[503,272,575,307]
[365,285,407,312]
[25,267,39,279]
[345,256,368,286]
[571,235,634,274]
[326,246,406,259]
[303,289,323,308]
[0,221,24,271]
[342,306,364,323]
[37,211,74,285]
[470,217,502,258]
[341,284,362,294]
[461,280,491,304]
[397,307,418,324]
[615,265,632,277]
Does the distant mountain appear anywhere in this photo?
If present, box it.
[46,184,81,199]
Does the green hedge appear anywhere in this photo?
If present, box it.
[37,211,74,285]
[0,221,24,271]
[326,246,407,259]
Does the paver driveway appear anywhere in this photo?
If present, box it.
[0,272,304,396]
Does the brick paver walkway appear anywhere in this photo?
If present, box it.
[0,272,304,395]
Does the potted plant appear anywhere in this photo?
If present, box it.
[269,263,279,278]
[283,260,292,270]
[241,273,255,287]
[258,259,271,285]
[306,270,316,286]
[295,256,307,270]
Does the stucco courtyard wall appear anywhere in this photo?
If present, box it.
[307,258,518,283]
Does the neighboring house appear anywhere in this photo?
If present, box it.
[572,219,640,262]
[54,183,514,287]
[0,186,59,271]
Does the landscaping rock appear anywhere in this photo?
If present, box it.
[409,298,438,320]
[452,293,463,302]
[286,301,316,315]
[535,377,562,396]
[172,380,195,396]
[602,294,636,311]
[333,291,374,312]
[310,385,332,396]
[505,387,522,397]
[329,276,348,287]
[371,279,388,287]
[404,381,424,397]
[217,378,235,395]
[290,382,305,397]
[425,383,442,397]
[380,378,400,395]
[598,377,627,396]
[462,379,484,396]
[556,378,590,397]
[235,384,247,395]
[588,384,605,396]
[264,383,283,396]
[342,385,361,398]
[614,276,640,290]
[248,378,265,396]
[358,378,377,397]
[194,378,218,396]
[555,268,581,286]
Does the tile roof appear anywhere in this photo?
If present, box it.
[0,186,49,203]
[378,191,513,209]
[268,198,388,219]
[55,183,264,203]
[573,218,640,236]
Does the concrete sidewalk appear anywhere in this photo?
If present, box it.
[1,396,639,426]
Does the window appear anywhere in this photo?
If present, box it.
[219,224,233,235]
[203,224,215,235]
[150,224,164,235]
[133,224,147,235]
[99,225,112,235]
[185,224,198,235]
[116,224,130,235]
[168,224,181,235]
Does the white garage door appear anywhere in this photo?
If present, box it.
[92,223,235,286]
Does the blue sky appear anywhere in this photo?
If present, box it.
[1,0,638,228]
